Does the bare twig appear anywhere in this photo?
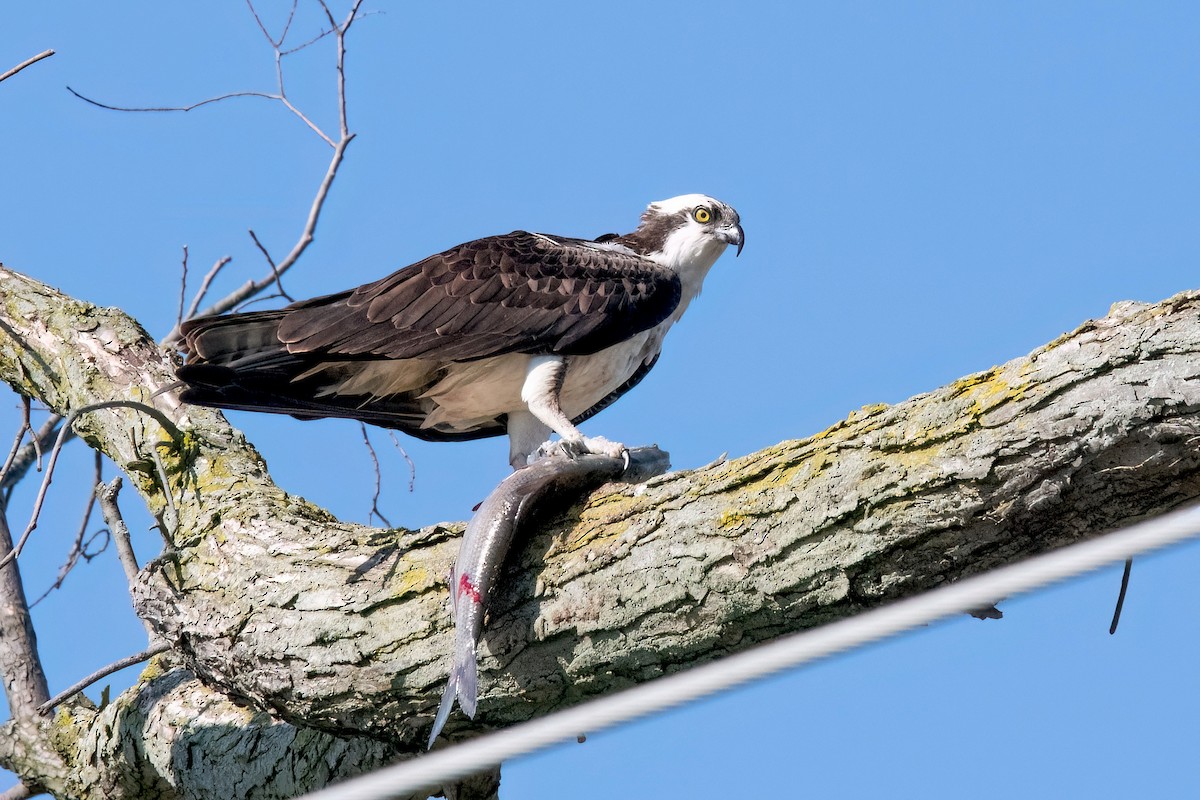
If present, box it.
[29,453,104,607]
[322,0,366,140]
[247,229,294,301]
[0,398,33,496]
[97,477,140,586]
[98,476,162,641]
[159,1,365,344]
[280,24,337,56]
[244,0,337,144]
[246,0,299,48]
[1109,558,1134,634]
[28,417,46,471]
[98,476,161,643]
[182,255,233,323]
[176,245,189,332]
[37,641,171,716]
[172,130,354,331]
[0,420,76,570]
[149,444,178,537]
[359,423,392,528]
[247,229,276,271]
[68,400,183,444]
[66,85,280,114]
[387,431,417,493]
[233,292,288,313]
[0,49,55,85]
[0,400,182,570]
[1,411,67,502]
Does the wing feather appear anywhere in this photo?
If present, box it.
[274,231,681,362]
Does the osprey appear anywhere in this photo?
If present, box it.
[177,194,744,467]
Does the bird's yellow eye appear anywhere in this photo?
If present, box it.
[693,206,712,224]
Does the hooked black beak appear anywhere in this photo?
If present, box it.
[722,223,745,257]
[734,223,744,257]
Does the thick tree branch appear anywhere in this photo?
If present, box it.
[1,264,1199,797]
[0,781,33,800]
[0,509,65,797]
[0,510,49,716]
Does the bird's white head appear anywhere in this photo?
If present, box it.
[621,194,744,276]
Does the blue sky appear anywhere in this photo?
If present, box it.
[2,2,1199,797]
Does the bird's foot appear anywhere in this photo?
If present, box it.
[531,435,629,464]
[574,435,628,461]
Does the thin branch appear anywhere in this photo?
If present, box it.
[0,398,33,498]
[29,452,104,607]
[247,229,294,302]
[0,421,75,570]
[70,1,372,344]
[233,292,287,313]
[0,400,182,570]
[149,444,178,537]
[175,131,354,328]
[247,229,276,271]
[159,1,364,344]
[37,642,171,716]
[246,0,283,48]
[316,0,339,28]
[68,400,184,445]
[275,94,336,147]
[175,245,189,333]
[66,85,280,114]
[279,0,300,45]
[182,256,233,325]
[359,423,392,528]
[97,476,161,643]
[387,431,417,493]
[0,49,55,85]
[0,410,69,502]
[331,0,366,139]
[280,24,337,57]
[98,477,140,586]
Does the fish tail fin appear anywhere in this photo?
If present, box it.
[426,638,479,749]
[457,639,480,719]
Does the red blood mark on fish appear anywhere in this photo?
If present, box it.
[457,573,482,605]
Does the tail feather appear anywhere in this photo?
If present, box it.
[177,310,507,442]
[182,310,291,366]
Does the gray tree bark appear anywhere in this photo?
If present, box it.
[0,263,1198,799]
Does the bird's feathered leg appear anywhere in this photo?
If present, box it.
[506,411,551,469]
[518,356,626,465]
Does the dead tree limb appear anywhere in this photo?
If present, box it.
[0,50,54,85]
[0,263,1198,798]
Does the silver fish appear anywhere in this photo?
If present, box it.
[428,446,670,748]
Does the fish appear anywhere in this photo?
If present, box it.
[428,445,670,748]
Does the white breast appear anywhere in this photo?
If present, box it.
[560,324,667,418]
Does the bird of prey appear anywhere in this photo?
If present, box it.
[176,194,744,468]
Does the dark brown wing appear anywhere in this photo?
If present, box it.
[275,231,682,361]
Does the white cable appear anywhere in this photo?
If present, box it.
[297,503,1200,800]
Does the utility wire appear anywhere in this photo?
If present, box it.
[297,503,1200,800]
